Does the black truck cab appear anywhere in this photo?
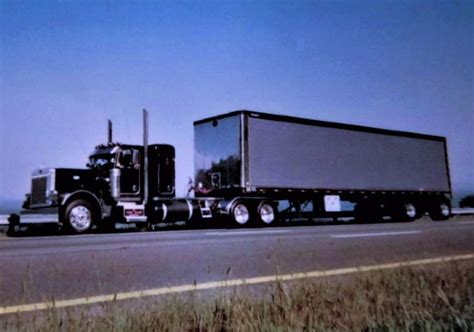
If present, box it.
[13,142,176,233]
[89,143,176,201]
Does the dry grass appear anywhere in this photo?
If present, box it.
[3,260,474,331]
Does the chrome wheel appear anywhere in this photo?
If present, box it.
[233,203,250,225]
[69,205,92,232]
[258,203,275,225]
[404,203,417,220]
[429,201,451,221]
[439,203,450,218]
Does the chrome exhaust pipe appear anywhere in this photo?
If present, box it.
[143,109,149,204]
[108,119,113,144]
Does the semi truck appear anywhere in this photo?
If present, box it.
[8,110,452,235]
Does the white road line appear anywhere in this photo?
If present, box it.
[1,253,473,315]
[206,230,290,236]
[332,230,421,238]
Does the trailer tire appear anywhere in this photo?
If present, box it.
[392,202,417,222]
[64,199,96,234]
[429,201,451,221]
[257,201,278,226]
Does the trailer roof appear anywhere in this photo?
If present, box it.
[193,110,446,142]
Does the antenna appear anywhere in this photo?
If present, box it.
[108,119,113,144]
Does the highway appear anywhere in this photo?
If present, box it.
[1,216,474,314]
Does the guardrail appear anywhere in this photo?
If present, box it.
[0,215,9,225]
[452,208,474,215]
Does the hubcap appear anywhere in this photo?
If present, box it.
[69,206,92,231]
[405,203,416,219]
[259,203,275,224]
[233,204,249,225]
[440,203,450,216]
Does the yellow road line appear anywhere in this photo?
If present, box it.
[1,253,473,315]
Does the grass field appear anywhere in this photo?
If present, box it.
[2,259,473,331]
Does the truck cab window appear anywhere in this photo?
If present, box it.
[89,155,115,169]
[118,150,136,168]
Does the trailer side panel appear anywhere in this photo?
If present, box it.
[247,116,450,192]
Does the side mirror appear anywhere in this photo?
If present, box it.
[86,162,92,168]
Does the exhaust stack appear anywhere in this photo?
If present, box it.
[108,120,113,144]
[143,109,149,204]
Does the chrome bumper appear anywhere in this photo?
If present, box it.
[9,208,59,225]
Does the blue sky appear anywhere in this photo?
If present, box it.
[0,0,473,205]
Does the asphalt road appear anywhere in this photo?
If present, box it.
[1,217,474,312]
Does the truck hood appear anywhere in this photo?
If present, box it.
[52,168,101,194]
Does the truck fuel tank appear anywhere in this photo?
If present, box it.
[147,198,201,223]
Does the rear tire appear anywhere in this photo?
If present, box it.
[257,201,278,226]
[64,199,96,234]
[429,201,451,221]
[391,202,417,222]
[230,201,250,227]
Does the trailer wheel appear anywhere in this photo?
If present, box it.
[257,201,277,226]
[393,202,417,222]
[64,199,95,233]
[231,202,250,226]
[429,201,451,221]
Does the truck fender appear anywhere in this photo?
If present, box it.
[60,190,104,220]
[218,197,245,215]
[219,197,273,215]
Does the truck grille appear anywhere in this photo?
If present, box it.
[31,176,48,206]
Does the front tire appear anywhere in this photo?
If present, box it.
[64,199,95,233]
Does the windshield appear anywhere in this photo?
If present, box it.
[88,154,116,169]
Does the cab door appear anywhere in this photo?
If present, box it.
[148,144,175,198]
[118,149,141,197]
[158,153,174,195]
